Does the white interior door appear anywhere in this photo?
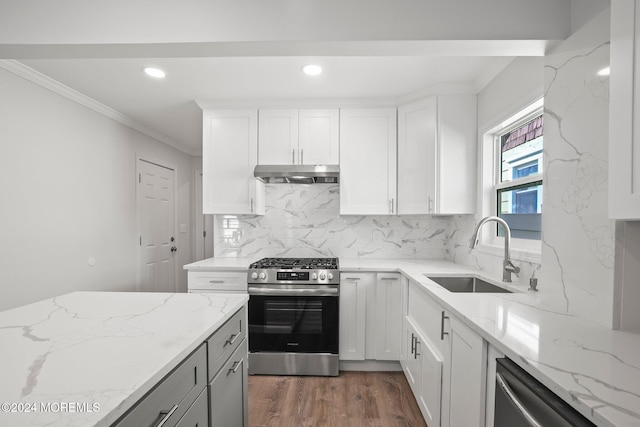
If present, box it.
[138,159,176,292]
[195,170,214,260]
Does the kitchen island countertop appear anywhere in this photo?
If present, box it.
[0,291,248,427]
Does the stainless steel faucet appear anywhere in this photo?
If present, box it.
[469,216,521,283]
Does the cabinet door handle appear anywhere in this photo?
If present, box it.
[428,196,434,213]
[228,358,244,375]
[225,332,240,347]
[292,149,296,165]
[389,198,395,214]
[250,197,254,213]
[411,333,416,355]
[154,404,179,427]
[300,148,304,164]
[414,338,420,359]
[441,311,449,340]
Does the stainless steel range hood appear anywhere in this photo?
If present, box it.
[254,164,339,184]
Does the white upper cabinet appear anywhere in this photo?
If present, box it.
[609,0,640,219]
[258,108,339,165]
[398,95,477,215]
[202,109,264,215]
[339,108,397,215]
[299,109,340,164]
[258,109,298,165]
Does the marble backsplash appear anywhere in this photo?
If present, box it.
[213,184,454,259]
[538,10,614,327]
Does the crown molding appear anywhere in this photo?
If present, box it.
[0,60,197,156]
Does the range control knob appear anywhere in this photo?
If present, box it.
[328,273,334,280]
[319,273,326,280]
[311,273,318,280]
[251,272,258,280]
[259,272,266,280]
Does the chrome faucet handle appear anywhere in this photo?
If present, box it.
[505,260,520,276]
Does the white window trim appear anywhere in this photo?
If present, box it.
[476,99,543,263]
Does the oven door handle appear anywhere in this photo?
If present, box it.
[248,286,338,296]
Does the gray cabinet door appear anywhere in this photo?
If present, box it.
[175,388,208,427]
[115,344,207,427]
[209,338,248,427]
[207,307,246,382]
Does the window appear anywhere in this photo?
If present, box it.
[495,114,543,240]
[477,98,543,260]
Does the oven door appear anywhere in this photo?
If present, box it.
[248,292,339,354]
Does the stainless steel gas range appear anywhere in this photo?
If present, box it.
[247,257,339,376]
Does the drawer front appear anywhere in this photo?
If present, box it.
[188,271,247,292]
[115,344,207,427]
[207,306,246,382]
[209,338,248,427]
[175,387,208,427]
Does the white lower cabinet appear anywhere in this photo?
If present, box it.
[339,272,402,361]
[403,279,487,427]
[369,273,403,360]
[442,314,487,427]
[339,273,369,360]
[485,344,505,427]
[404,317,443,427]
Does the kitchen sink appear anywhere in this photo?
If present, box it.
[425,275,512,293]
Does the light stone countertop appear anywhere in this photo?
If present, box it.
[0,291,248,427]
[185,256,640,427]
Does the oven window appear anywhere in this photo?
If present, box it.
[264,300,323,334]
[248,295,339,353]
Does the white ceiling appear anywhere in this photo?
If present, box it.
[19,56,515,155]
[2,0,595,156]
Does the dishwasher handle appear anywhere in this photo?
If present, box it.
[496,372,543,427]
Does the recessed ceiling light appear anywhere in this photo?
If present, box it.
[302,64,322,76]
[597,66,610,77]
[143,67,166,79]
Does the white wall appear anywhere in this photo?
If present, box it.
[451,57,544,285]
[0,67,195,311]
[477,57,545,130]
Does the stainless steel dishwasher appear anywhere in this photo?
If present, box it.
[494,358,596,427]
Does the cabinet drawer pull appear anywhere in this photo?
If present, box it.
[225,332,240,347]
[380,277,398,281]
[441,311,449,340]
[209,280,225,284]
[344,277,361,281]
[229,358,244,375]
[154,404,178,427]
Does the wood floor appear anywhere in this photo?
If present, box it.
[248,371,428,427]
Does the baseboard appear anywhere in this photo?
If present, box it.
[339,360,402,372]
